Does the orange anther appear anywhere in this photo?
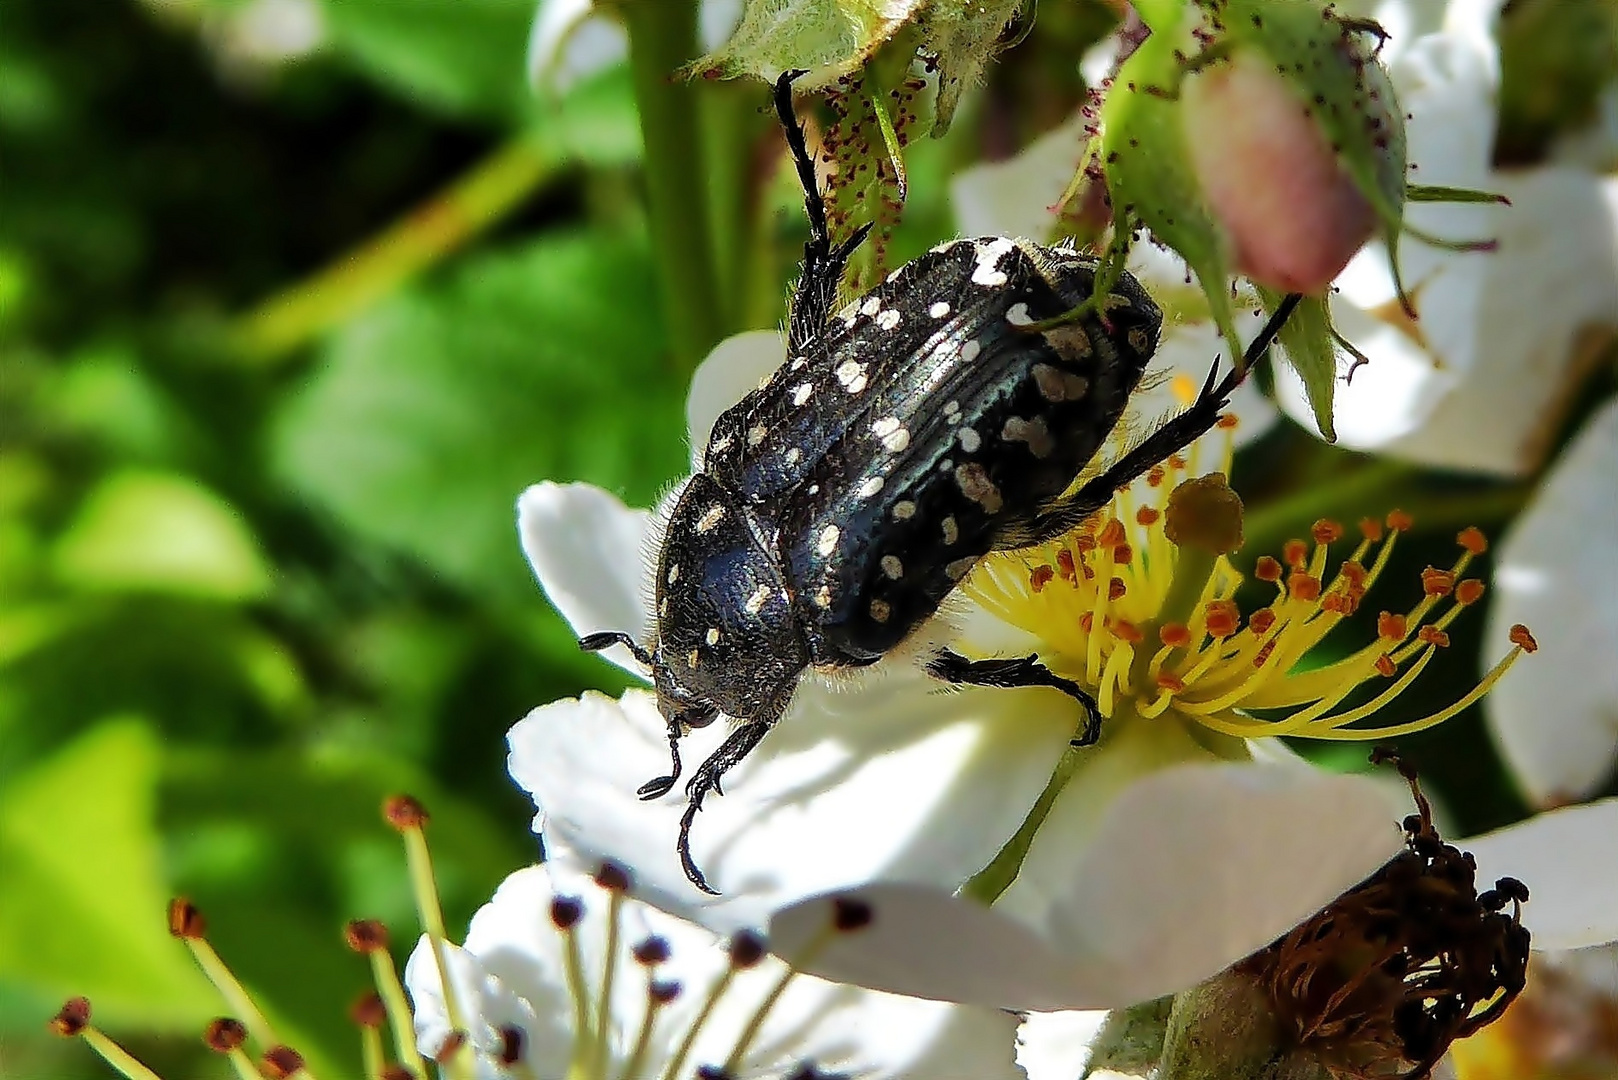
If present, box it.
[1253,640,1277,668]
[1417,626,1451,648]
[1322,594,1344,614]
[1167,454,1188,471]
[1339,560,1367,586]
[1082,564,1096,580]
[1216,413,1240,429]
[1147,465,1167,487]
[1056,549,1077,582]
[1108,576,1127,600]
[1113,543,1133,564]
[1159,622,1192,648]
[1332,589,1362,616]
[1135,506,1161,526]
[1156,672,1186,692]
[1288,574,1322,602]
[1455,580,1485,606]
[1249,609,1277,636]
[1421,567,1455,597]
[1377,612,1407,641]
[1509,624,1538,653]
[1311,519,1345,545]
[1359,517,1384,542]
[1098,519,1126,547]
[1386,509,1414,532]
[1078,612,1095,633]
[1456,526,1488,555]
[1074,535,1098,553]
[1254,555,1283,582]
[1110,618,1144,643]
[1375,653,1398,677]
[1283,539,1309,568]
[1030,564,1055,593]
[1204,600,1240,639]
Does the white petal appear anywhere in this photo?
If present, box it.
[685,330,786,460]
[1485,397,1618,802]
[1135,318,1279,451]
[403,934,548,1077]
[1014,762,1403,1005]
[517,482,653,677]
[774,761,1402,1011]
[1464,800,1618,952]
[508,668,1075,933]
[526,0,626,92]
[951,117,1086,241]
[1017,1010,1110,1080]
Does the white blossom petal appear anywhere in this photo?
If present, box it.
[1464,800,1618,952]
[772,762,1402,1011]
[517,482,654,678]
[1287,172,1618,474]
[1485,397,1618,801]
[509,673,1075,934]
[1136,318,1279,450]
[686,330,787,461]
[404,934,551,1078]
[951,117,1087,241]
[526,0,625,92]
[1017,1010,1111,1080]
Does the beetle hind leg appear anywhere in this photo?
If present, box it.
[926,649,1102,746]
[674,712,781,894]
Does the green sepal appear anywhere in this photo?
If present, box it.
[1099,29,1244,367]
[1258,286,1339,441]
[1083,997,1174,1078]
[681,0,921,85]
[1406,184,1510,205]
[918,0,1026,134]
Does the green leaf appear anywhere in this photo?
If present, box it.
[319,0,539,123]
[1261,289,1338,441]
[919,0,1025,134]
[50,471,273,602]
[271,231,687,602]
[685,0,922,84]
[0,719,216,1028]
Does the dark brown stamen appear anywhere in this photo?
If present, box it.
[344,918,390,953]
[383,794,429,831]
[204,1017,248,1052]
[350,992,387,1029]
[729,931,767,968]
[550,896,584,929]
[50,998,91,1037]
[594,861,632,892]
[168,897,207,939]
[833,897,874,931]
[498,1025,524,1066]
[262,1046,306,1079]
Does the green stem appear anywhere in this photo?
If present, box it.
[961,743,1085,905]
[233,135,556,363]
[621,0,723,371]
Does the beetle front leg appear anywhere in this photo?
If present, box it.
[637,718,685,800]
[926,649,1102,746]
[675,711,780,894]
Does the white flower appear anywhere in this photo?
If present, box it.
[513,319,1534,1008]
[1484,397,1618,805]
[527,0,743,92]
[403,861,1021,1079]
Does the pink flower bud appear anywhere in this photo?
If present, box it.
[1182,50,1380,294]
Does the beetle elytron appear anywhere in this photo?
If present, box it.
[583,71,1297,892]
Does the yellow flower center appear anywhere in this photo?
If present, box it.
[967,430,1536,746]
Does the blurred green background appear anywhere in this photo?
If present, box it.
[1,1,1613,1077]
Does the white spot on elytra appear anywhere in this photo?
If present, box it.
[871,416,910,452]
[695,505,725,533]
[814,584,832,608]
[710,433,733,453]
[807,483,820,495]
[928,301,951,319]
[687,649,700,668]
[841,308,859,327]
[943,400,962,422]
[835,360,869,394]
[892,500,917,521]
[881,555,903,579]
[792,382,814,406]
[869,599,892,623]
[1005,302,1034,326]
[957,428,982,453]
[858,476,884,498]
[1003,415,1056,457]
[960,339,982,364]
[666,563,681,584]
[785,447,802,465]
[744,584,771,614]
[955,463,1003,512]
[747,424,767,447]
[946,556,976,581]
[706,627,720,645]
[942,516,959,545]
[1032,363,1090,402]
[817,525,841,557]
[860,295,883,316]
[789,357,808,371]
[875,308,900,331]
[971,237,1015,287]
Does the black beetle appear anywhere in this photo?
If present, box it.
[583,71,1298,892]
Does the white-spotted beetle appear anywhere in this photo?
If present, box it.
[582,71,1300,892]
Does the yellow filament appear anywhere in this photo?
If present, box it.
[1313,646,1525,740]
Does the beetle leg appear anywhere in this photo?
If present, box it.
[926,649,1102,746]
[578,630,654,669]
[773,69,872,352]
[637,719,685,800]
[675,713,780,894]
